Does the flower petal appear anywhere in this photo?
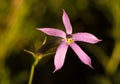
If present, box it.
[62,10,72,34]
[70,42,93,68]
[73,33,101,44]
[36,28,66,38]
[53,41,68,72]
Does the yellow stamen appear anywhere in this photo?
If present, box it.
[66,38,74,45]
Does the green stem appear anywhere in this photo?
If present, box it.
[27,51,54,84]
[28,64,35,84]
[44,52,55,57]
[28,57,41,84]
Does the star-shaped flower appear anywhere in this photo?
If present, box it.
[37,10,101,72]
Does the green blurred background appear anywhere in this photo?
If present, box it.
[0,0,120,84]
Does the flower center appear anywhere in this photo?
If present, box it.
[66,34,74,45]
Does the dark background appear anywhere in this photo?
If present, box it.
[0,0,120,84]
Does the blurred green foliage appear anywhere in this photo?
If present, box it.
[0,0,120,84]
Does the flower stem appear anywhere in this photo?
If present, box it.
[27,51,54,84]
[28,57,40,84]
[28,64,35,84]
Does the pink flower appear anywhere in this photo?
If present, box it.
[37,10,101,72]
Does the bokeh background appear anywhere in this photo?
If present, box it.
[0,0,120,84]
